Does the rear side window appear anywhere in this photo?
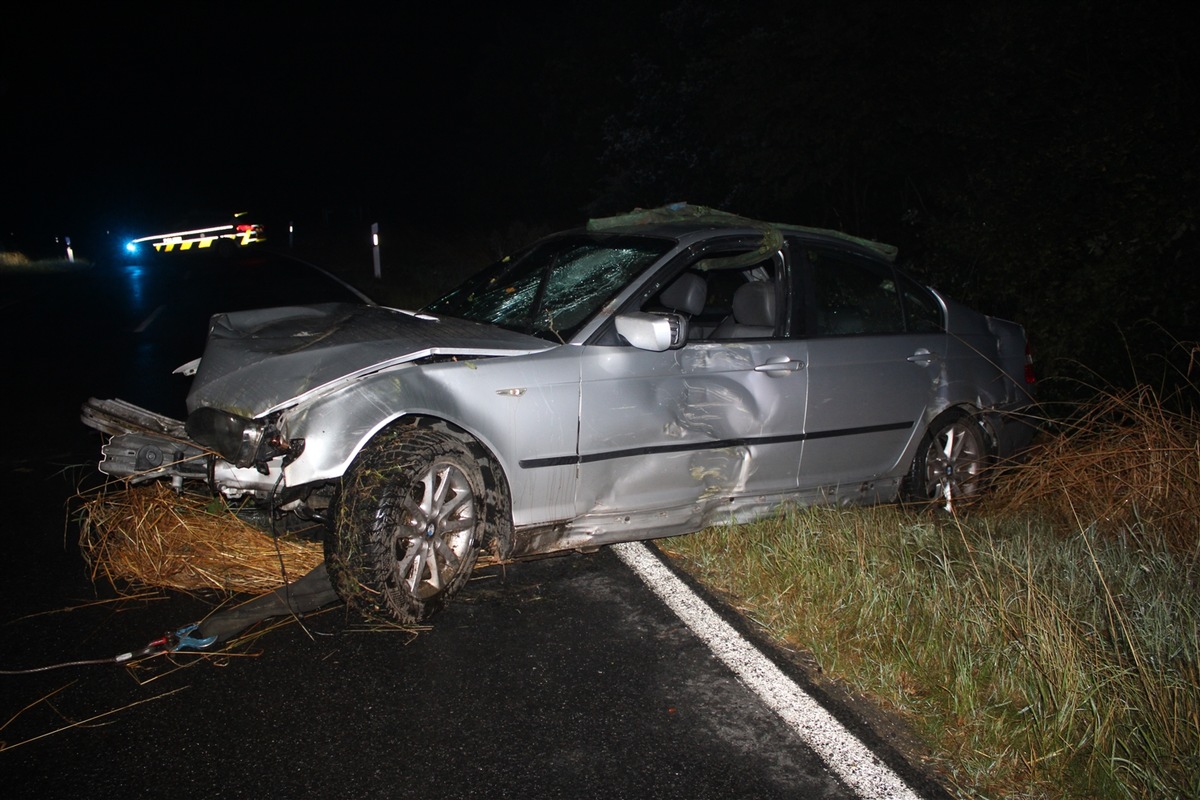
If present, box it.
[805,248,943,336]
[807,249,904,336]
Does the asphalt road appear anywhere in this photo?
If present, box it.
[0,247,947,799]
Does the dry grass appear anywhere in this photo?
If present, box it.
[78,482,323,595]
[0,251,31,267]
[986,382,1200,552]
[0,251,89,272]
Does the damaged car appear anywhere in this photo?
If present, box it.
[82,204,1037,625]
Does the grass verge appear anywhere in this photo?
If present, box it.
[662,375,1200,799]
[663,507,1199,798]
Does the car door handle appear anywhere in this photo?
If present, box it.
[907,348,943,366]
[754,357,804,375]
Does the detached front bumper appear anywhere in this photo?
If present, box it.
[81,398,211,488]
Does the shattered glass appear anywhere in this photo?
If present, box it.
[424,234,672,341]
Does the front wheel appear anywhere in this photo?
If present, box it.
[907,412,989,512]
[326,423,501,624]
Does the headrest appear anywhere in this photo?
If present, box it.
[731,281,775,326]
[659,272,707,316]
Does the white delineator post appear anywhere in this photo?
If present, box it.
[371,222,381,280]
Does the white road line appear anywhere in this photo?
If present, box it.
[613,541,921,800]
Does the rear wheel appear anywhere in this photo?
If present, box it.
[907,411,988,512]
[326,422,503,624]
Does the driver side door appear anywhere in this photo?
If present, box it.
[574,242,809,525]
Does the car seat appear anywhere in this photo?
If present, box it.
[711,281,776,338]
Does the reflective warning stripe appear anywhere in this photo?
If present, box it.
[151,230,261,252]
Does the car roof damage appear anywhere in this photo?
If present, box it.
[586,202,900,263]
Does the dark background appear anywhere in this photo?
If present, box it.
[4,0,1198,397]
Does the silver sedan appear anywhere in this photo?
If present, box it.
[83,204,1037,624]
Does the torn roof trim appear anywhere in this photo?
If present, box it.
[586,202,898,263]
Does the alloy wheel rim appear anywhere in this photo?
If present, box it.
[925,421,983,512]
[391,460,477,598]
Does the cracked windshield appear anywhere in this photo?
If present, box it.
[425,235,673,340]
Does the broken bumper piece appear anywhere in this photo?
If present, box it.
[81,397,211,487]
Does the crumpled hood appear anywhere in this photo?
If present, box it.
[185,302,552,417]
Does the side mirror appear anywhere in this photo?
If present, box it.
[614,312,688,351]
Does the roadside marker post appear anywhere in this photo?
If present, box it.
[371,222,381,280]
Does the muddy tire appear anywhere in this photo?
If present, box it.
[325,422,507,624]
[906,410,989,512]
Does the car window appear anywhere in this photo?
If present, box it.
[425,234,672,341]
[807,249,906,336]
[642,251,784,342]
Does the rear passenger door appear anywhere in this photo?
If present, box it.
[795,244,948,491]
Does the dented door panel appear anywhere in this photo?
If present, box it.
[574,338,809,518]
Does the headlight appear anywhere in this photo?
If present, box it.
[186,407,266,468]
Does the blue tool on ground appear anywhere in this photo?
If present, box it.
[168,623,218,652]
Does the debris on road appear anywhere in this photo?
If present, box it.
[78,483,323,595]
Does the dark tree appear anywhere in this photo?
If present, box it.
[594,0,1199,394]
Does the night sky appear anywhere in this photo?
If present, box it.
[4,4,663,248]
[5,1,1196,302]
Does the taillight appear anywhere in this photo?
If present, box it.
[1024,341,1036,384]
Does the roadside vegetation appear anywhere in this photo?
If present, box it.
[663,358,1200,799]
[0,249,88,273]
